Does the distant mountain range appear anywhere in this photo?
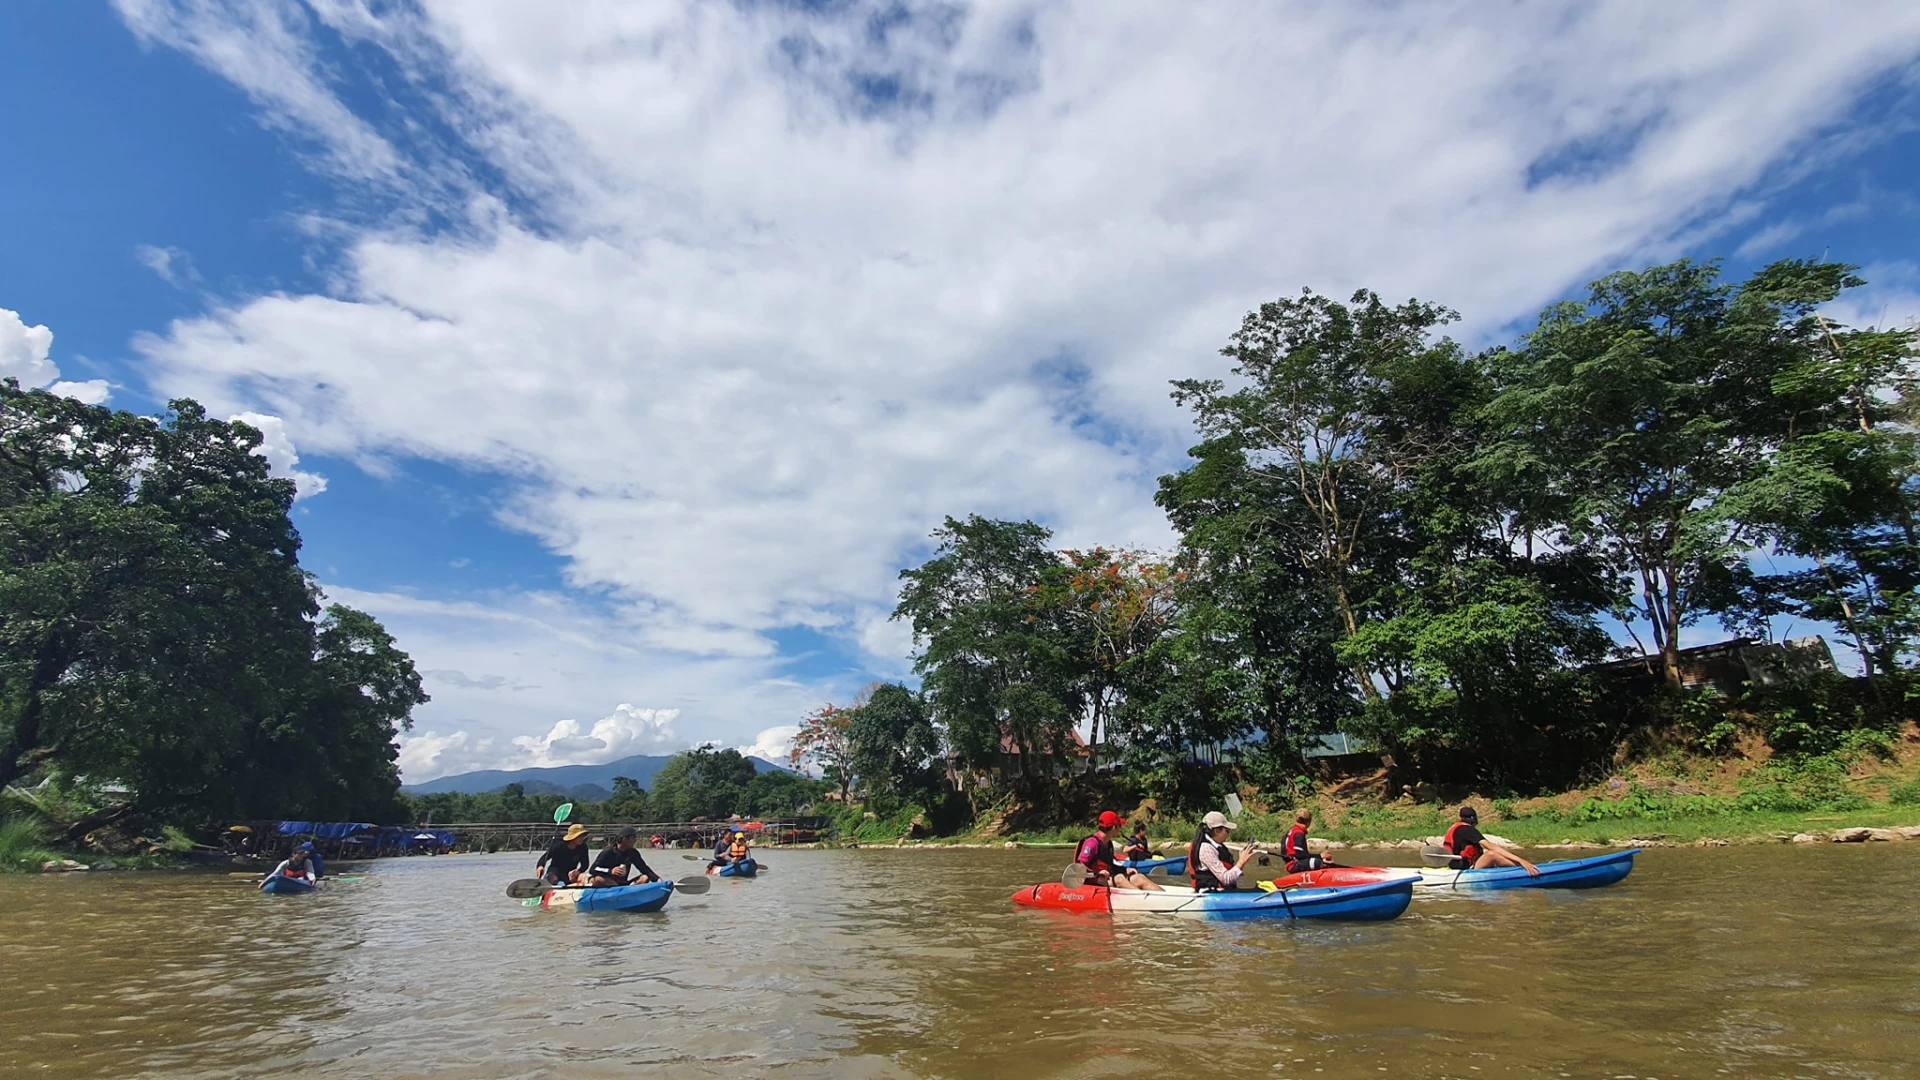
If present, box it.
[400,753,794,801]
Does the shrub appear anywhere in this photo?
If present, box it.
[1889,779,1920,807]
[0,816,59,872]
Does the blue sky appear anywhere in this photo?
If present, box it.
[3,1,1918,780]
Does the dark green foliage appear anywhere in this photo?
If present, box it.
[400,750,830,823]
[893,516,1086,790]
[845,682,942,808]
[0,384,426,823]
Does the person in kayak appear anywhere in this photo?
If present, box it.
[536,823,592,886]
[708,830,751,870]
[261,847,318,890]
[299,841,326,880]
[1189,811,1260,891]
[1282,809,1333,873]
[1076,811,1162,891]
[591,828,661,887]
[1444,806,1540,875]
[1123,822,1152,864]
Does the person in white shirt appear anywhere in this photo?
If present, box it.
[1188,811,1260,891]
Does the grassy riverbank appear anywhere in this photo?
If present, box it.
[845,732,1920,850]
[0,816,190,873]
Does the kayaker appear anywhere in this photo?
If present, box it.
[261,847,317,890]
[536,823,592,886]
[709,831,734,867]
[1189,811,1259,891]
[1123,822,1152,863]
[300,841,326,880]
[1075,811,1162,891]
[1443,806,1540,876]
[726,830,751,863]
[590,828,661,886]
[1282,810,1331,873]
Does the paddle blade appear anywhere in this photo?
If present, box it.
[505,878,549,899]
[673,876,711,894]
[553,803,574,824]
[1061,863,1088,887]
[1224,793,1245,818]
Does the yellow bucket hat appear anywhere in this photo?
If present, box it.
[564,824,588,840]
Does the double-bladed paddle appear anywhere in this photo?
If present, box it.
[504,875,710,899]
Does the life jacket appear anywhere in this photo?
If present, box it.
[1283,824,1321,871]
[1189,836,1235,891]
[1443,822,1483,864]
[728,838,750,859]
[1076,834,1117,879]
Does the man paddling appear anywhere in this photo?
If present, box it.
[261,847,317,890]
[1444,806,1540,876]
[590,828,661,887]
[536,823,592,886]
[1076,811,1162,891]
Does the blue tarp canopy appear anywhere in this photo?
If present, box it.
[275,821,377,840]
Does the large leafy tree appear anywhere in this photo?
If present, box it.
[893,515,1085,795]
[1482,258,1892,687]
[845,682,942,804]
[1039,548,1178,769]
[0,384,424,821]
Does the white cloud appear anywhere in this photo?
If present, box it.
[735,724,800,768]
[232,411,329,498]
[1,307,111,404]
[1823,261,1920,331]
[135,243,200,287]
[329,583,851,780]
[508,704,681,767]
[120,2,1920,755]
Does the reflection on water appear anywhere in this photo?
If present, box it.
[2,845,1917,1078]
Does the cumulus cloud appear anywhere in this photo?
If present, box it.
[331,583,848,780]
[735,724,800,768]
[1,306,111,404]
[232,411,329,498]
[120,2,1920,754]
[509,704,681,767]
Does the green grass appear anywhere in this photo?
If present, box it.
[0,816,64,873]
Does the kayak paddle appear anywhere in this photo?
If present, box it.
[553,803,574,824]
[1061,863,1088,887]
[506,875,710,898]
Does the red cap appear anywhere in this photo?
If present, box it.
[1097,811,1124,829]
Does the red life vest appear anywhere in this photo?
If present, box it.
[1076,834,1117,879]
[1443,822,1483,863]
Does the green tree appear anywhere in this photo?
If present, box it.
[1481,259,1863,688]
[845,682,941,804]
[0,384,425,821]
[893,515,1085,797]
[602,775,651,821]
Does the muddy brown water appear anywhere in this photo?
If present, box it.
[2,845,1917,1079]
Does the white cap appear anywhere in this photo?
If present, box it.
[1201,811,1237,830]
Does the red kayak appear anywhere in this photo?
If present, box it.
[1263,866,1414,890]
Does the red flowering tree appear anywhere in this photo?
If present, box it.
[791,702,856,804]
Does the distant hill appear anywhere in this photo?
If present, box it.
[400,753,794,800]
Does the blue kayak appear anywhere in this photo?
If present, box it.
[1416,849,1638,890]
[260,874,318,895]
[716,858,757,878]
[1120,855,1187,875]
[527,880,674,913]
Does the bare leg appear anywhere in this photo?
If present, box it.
[1474,847,1540,875]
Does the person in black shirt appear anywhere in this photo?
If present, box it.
[590,828,660,887]
[536,824,592,885]
[1443,806,1539,875]
[1122,823,1151,864]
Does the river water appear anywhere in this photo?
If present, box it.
[2,845,1917,1079]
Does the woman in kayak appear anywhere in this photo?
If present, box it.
[1076,811,1162,891]
[1189,811,1260,891]
[1444,806,1540,875]
[591,828,661,887]
[536,824,593,886]
[1282,809,1333,873]
[261,847,318,890]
